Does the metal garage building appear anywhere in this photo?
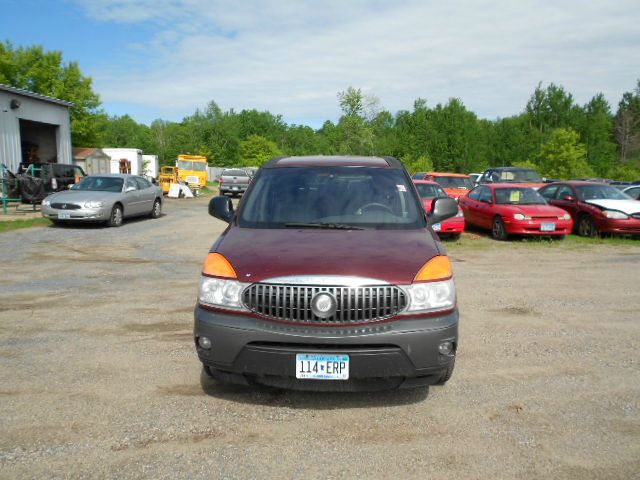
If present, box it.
[0,83,73,173]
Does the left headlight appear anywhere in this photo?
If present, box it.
[84,200,105,209]
[602,210,628,219]
[199,276,248,310]
[403,279,456,314]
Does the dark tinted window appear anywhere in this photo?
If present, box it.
[467,187,482,200]
[556,185,574,200]
[576,184,632,200]
[239,167,424,230]
[412,172,426,180]
[125,178,138,190]
[478,187,493,203]
[433,176,474,189]
[414,183,448,199]
[223,169,248,177]
[539,185,559,199]
[76,176,124,192]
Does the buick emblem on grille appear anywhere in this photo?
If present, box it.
[311,292,337,319]
[62,204,67,209]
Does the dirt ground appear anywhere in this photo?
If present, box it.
[0,197,639,479]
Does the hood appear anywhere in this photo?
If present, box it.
[216,227,440,285]
[508,204,568,217]
[46,190,120,203]
[586,199,640,215]
[442,188,468,199]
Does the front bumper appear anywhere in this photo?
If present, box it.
[437,217,465,235]
[597,217,640,235]
[41,205,110,221]
[503,218,573,235]
[194,305,458,391]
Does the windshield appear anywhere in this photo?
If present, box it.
[415,183,448,199]
[576,184,633,200]
[177,160,192,170]
[191,162,207,171]
[239,167,425,230]
[494,187,547,205]
[434,176,474,189]
[494,169,542,183]
[75,176,123,192]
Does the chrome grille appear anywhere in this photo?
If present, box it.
[51,203,81,210]
[242,284,407,324]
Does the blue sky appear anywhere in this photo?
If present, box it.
[4,0,640,128]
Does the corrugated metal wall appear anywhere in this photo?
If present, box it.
[0,90,73,173]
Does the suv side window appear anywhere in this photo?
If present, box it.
[481,170,495,183]
[540,185,558,200]
[134,176,151,189]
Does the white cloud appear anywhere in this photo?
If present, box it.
[79,0,640,124]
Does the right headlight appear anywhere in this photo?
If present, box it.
[41,197,51,207]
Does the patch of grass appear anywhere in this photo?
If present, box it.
[444,230,640,251]
[0,218,51,233]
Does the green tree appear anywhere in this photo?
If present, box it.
[0,42,103,146]
[614,80,640,163]
[537,128,593,179]
[239,135,282,167]
[579,94,617,175]
[337,87,364,117]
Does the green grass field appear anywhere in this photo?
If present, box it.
[0,218,50,233]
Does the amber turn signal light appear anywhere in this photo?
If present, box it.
[414,255,452,282]
[203,253,237,279]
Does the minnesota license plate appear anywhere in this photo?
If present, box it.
[541,222,556,232]
[57,212,71,219]
[296,353,349,380]
[432,223,442,231]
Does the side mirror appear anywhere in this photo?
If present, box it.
[429,197,458,224]
[209,195,234,222]
[561,195,575,201]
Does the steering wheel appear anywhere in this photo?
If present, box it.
[356,202,394,215]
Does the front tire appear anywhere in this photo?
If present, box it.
[491,216,508,240]
[150,198,162,218]
[107,204,123,227]
[577,214,597,237]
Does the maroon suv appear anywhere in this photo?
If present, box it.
[194,156,460,391]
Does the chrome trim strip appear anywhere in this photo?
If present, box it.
[261,275,389,286]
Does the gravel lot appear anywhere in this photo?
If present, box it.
[1,197,639,479]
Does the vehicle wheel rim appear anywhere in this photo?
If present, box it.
[154,201,160,216]
[579,217,593,236]
[113,208,122,224]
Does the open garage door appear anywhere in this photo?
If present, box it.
[19,119,58,167]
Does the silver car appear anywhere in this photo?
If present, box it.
[41,174,163,227]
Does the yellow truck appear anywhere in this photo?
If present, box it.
[158,166,179,194]
[176,155,208,193]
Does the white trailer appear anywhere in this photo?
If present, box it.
[142,154,159,179]
[102,148,143,175]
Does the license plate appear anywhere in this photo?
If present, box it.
[296,353,349,380]
[541,222,556,232]
[432,223,442,231]
[57,212,71,219]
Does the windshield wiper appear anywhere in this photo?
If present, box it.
[285,222,365,230]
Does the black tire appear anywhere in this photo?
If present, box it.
[50,220,65,227]
[554,234,566,240]
[150,198,162,219]
[491,216,508,240]
[449,233,461,241]
[436,360,455,385]
[577,214,597,237]
[203,365,215,378]
[107,204,123,227]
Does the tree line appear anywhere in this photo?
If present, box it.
[2,42,639,180]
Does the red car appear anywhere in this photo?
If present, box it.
[412,172,474,199]
[459,184,573,240]
[538,181,640,236]
[413,180,465,239]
